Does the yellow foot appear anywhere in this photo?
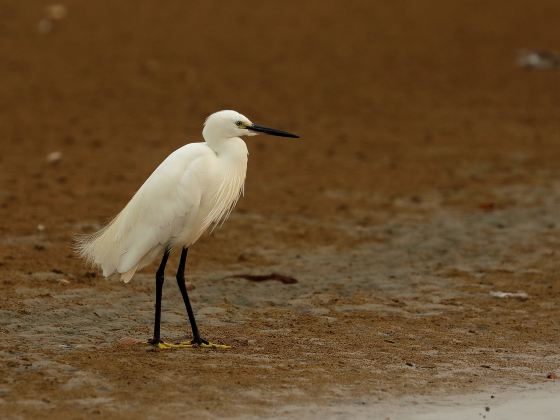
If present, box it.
[180,341,231,350]
[151,341,231,350]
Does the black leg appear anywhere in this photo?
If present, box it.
[150,249,170,345]
[176,247,208,345]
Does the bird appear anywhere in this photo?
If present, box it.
[76,110,299,349]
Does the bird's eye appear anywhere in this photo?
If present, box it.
[235,121,243,127]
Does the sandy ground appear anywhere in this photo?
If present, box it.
[1,0,560,418]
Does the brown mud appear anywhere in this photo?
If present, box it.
[1,1,559,418]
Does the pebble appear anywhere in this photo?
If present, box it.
[45,4,68,20]
[46,151,62,164]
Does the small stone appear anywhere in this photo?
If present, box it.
[489,291,528,300]
[46,151,62,164]
[37,224,46,231]
[45,4,68,20]
[517,49,560,70]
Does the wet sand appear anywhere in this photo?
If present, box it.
[281,384,560,419]
[1,0,560,418]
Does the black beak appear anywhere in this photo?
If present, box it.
[248,123,299,138]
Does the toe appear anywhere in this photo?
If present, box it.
[200,342,232,349]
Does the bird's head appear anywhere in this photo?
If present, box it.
[202,110,299,143]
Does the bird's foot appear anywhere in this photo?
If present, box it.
[149,338,230,350]
[178,337,231,349]
[148,338,176,350]
[192,336,209,346]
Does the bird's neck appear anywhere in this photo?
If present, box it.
[204,135,248,158]
[203,125,228,154]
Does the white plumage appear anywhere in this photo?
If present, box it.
[77,110,251,283]
[76,109,298,348]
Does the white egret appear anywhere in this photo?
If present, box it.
[77,110,299,348]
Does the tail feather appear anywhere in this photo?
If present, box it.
[74,213,163,284]
[120,267,137,283]
[74,220,121,278]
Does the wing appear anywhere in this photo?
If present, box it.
[77,143,212,277]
